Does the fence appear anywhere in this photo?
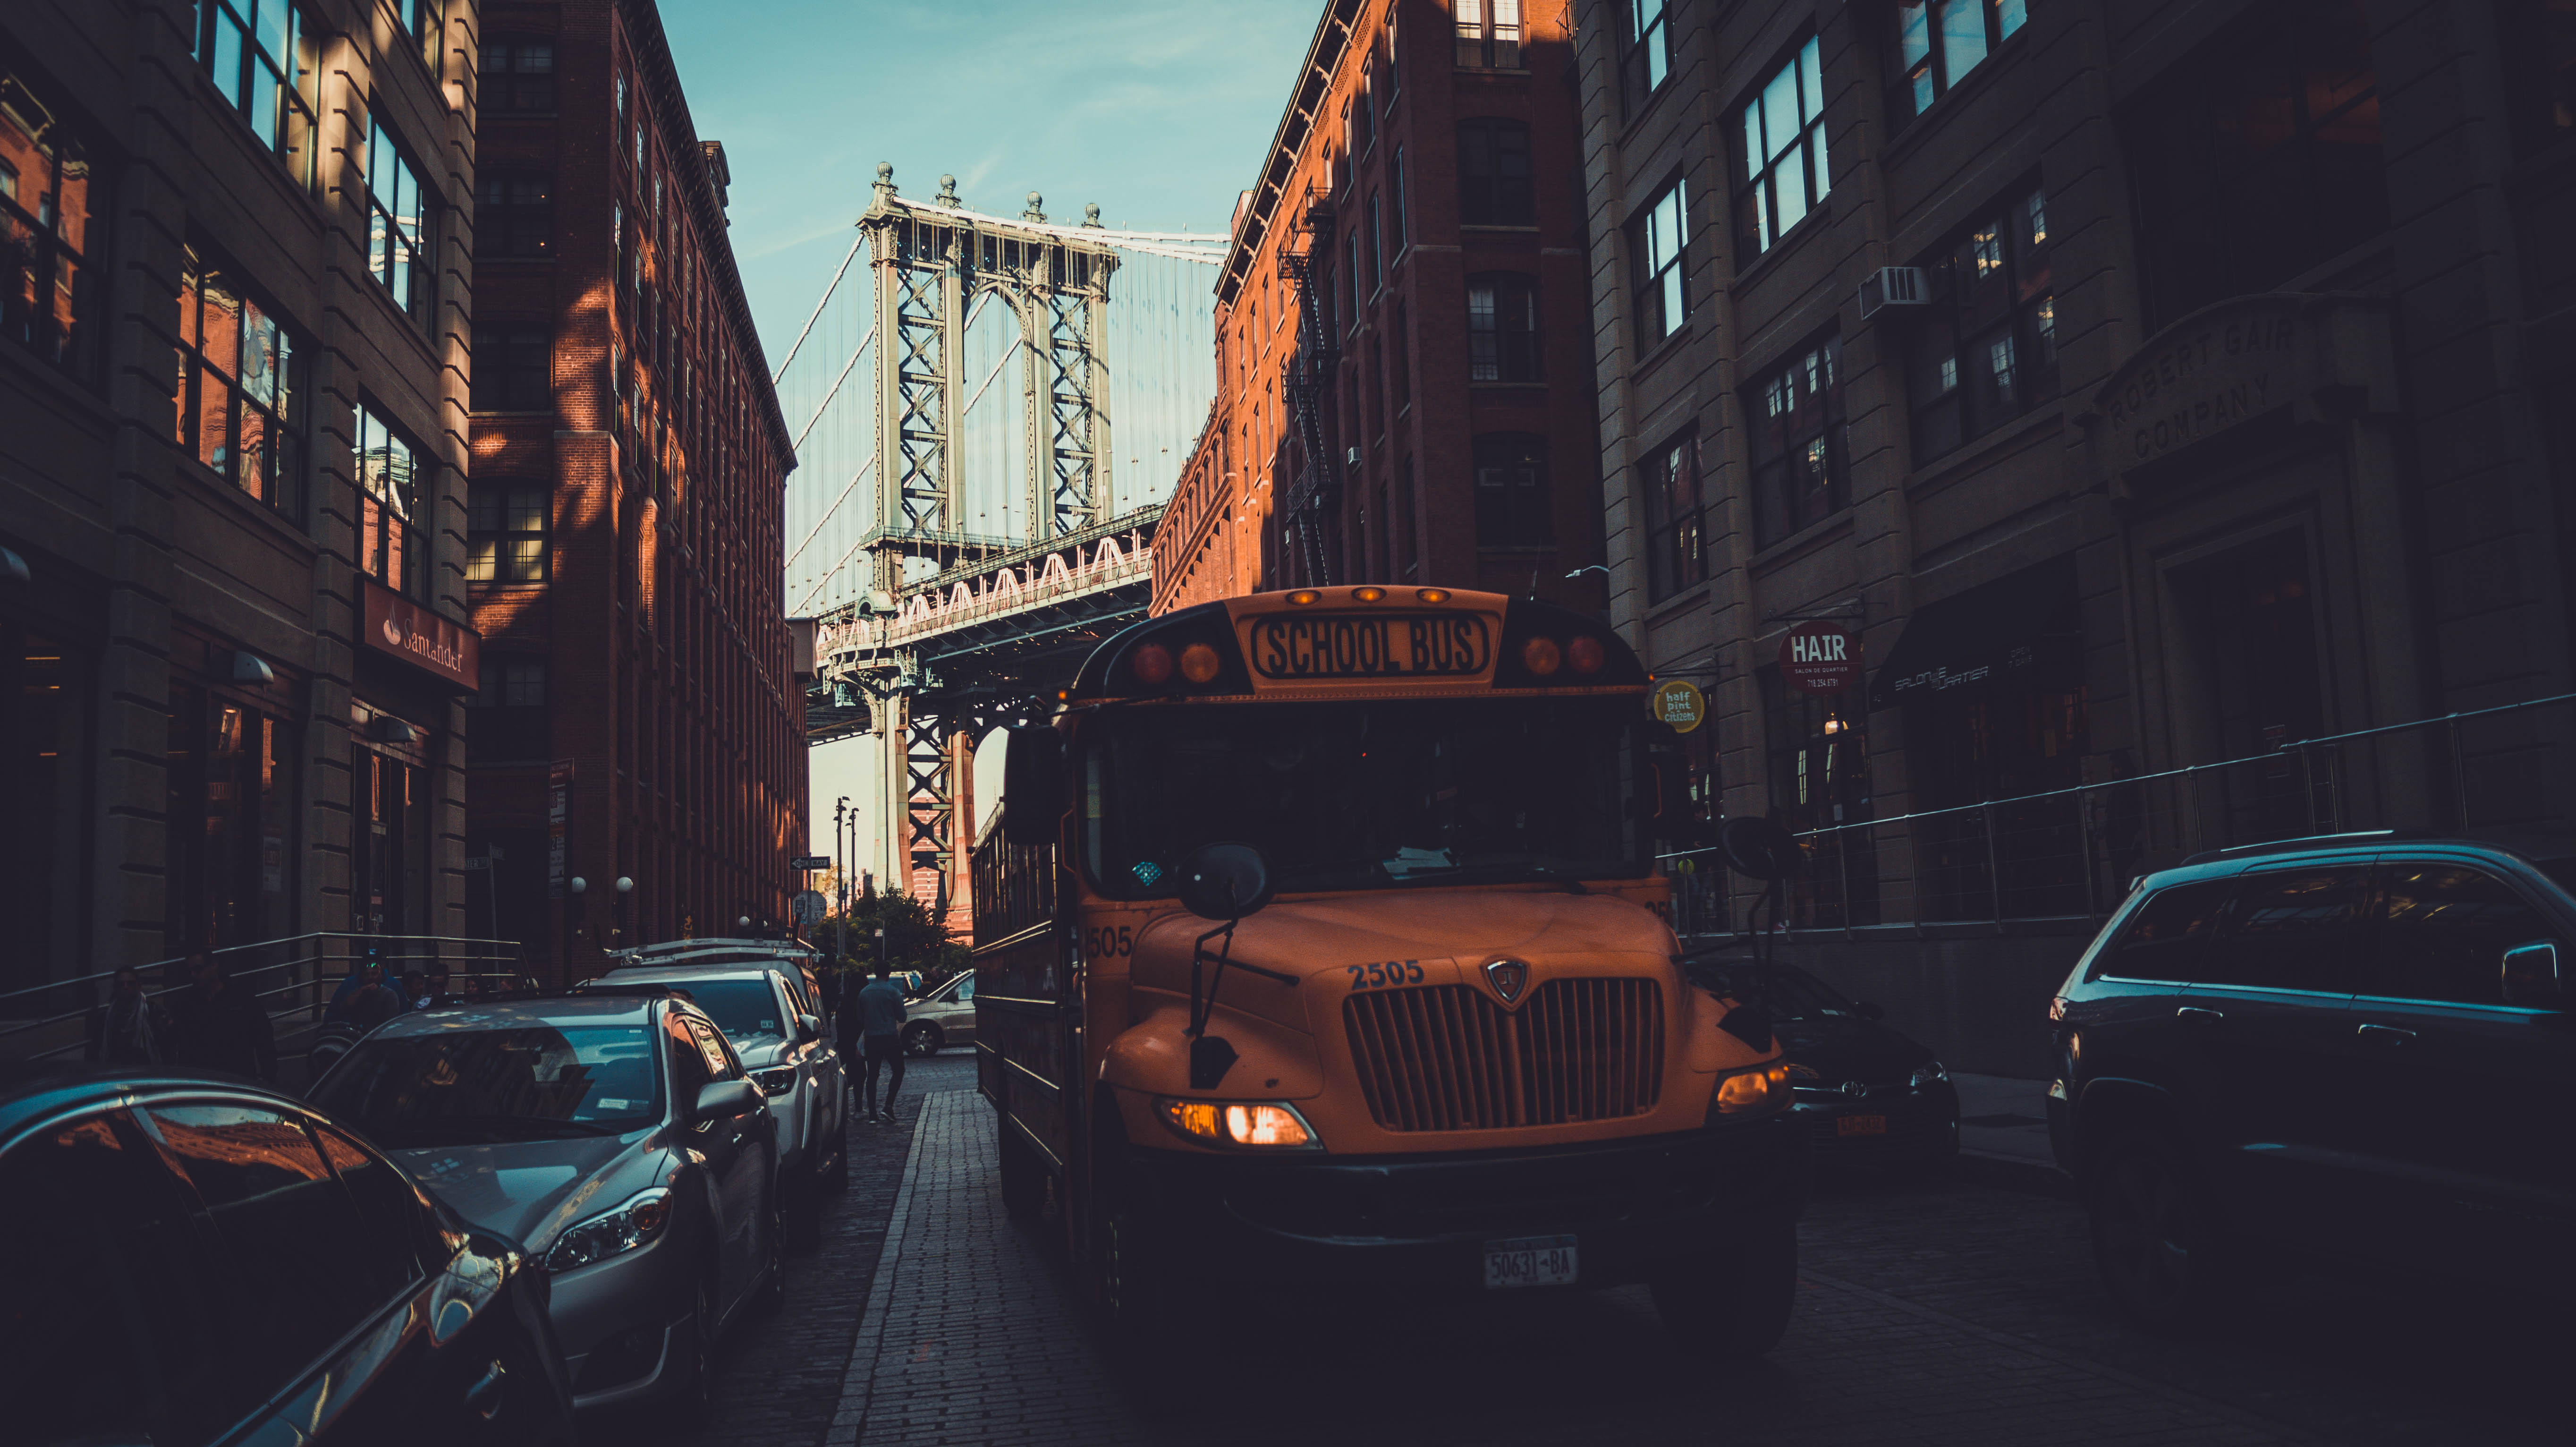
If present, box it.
[0,932,531,1067]
[1667,691,2576,941]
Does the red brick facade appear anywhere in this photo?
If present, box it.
[466,0,804,978]
[1153,0,1606,615]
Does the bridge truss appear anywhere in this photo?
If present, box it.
[778,167,1220,922]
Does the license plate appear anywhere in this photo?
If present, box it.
[1837,1115,1887,1137]
[1483,1234,1577,1289]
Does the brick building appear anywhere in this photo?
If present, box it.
[0,0,479,987]
[465,0,804,976]
[1152,0,1608,613]
[1579,0,2576,1070]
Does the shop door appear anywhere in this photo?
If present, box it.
[352,747,422,936]
[2179,532,2328,846]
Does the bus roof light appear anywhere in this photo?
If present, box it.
[1351,586,1386,603]
[1415,588,1451,604]
[1179,642,1221,684]
[1286,589,1322,605]
[1568,635,1606,676]
[1130,643,1175,686]
[1521,636,1562,677]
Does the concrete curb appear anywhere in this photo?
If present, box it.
[824,1088,937,1444]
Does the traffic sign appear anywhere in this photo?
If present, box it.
[792,890,829,924]
[1779,621,1859,695]
[1650,679,1707,734]
[792,854,831,871]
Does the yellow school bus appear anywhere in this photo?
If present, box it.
[970,586,1804,1362]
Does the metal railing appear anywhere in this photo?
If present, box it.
[1664,691,2576,940]
[0,932,533,1066]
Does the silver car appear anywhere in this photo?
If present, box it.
[308,992,783,1420]
[902,970,977,1056]
[589,961,849,1207]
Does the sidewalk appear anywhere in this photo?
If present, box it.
[1951,1071,2070,1197]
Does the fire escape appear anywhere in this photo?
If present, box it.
[1279,187,1342,587]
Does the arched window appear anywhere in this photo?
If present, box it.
[1458,119,1534,226]
[1467,274,1542,383]
[1473,434,1552,547]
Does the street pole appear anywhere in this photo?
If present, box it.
[836,795,850,970]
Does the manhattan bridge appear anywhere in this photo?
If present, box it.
[773,165,1223,918]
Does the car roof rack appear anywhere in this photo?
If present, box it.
[2177,827,2438,868]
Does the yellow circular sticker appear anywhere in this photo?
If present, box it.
[1651,679,1706,734]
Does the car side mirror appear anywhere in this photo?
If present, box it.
[2502,940,2563,1008]
[1001,726,1064,848]
[695,1079,762,1122]
[1854,1000,1885,1021]
[796,1013,823,1044]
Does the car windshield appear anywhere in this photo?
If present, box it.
[1082,698,1649,897]
[312,1024,662,1148]
[1687,964,1856,1022]
[658,979,784,1039]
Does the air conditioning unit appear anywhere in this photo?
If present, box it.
[1858,266,1931,321]
[1345,446,1362,470]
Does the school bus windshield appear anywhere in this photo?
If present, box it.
[1078,696,1650,899]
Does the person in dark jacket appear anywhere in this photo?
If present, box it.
[323,949,387,1023]
[341,960,405,1033]
[84,967,172,1065]
[170,955,277,1082]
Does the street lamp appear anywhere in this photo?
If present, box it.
[566,877,587,984]
[613,876,633,950]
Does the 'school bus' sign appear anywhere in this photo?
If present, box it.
[1248,613,1492,680]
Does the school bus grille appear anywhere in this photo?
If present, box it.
[1342,979,1666,1132]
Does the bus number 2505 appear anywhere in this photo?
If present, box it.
[1346,960,1424,989]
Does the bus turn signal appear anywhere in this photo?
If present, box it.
[1158,1097,1322,1149]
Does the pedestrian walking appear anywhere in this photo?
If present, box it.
[83,966,172,1065]
[834,966,867,1097]
[856,962,908,1124]
[169,955,277,1083]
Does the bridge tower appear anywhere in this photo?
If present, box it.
[859,166,1120,920]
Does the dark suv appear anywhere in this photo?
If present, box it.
[2049,832,2574,1327]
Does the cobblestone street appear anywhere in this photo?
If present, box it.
[658,1077,2563,1447]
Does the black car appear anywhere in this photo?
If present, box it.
[0,1064,576,1447]
[1686,957,1961,1167]
[2049,831,2576,1328]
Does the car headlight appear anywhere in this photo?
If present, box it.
[545,1188,673,1273]
[753,1066,797,1097]
[1911,1061,1949,1090]
[1154,1097,1322,1150]
[1706,1061,1792,1124]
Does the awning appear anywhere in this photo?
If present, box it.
[1868,556,2080,709]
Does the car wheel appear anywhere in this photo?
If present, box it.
[671,1270,717,1425]
[1091,1112,1216,1397]
[756,1183,788,1315]
[2087,1129,2226,1332]
[1648,1218,1799,1356]
[903,1021,941,1056]
[816,1101,851,1194]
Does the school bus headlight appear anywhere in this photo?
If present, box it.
[1157,1098,1323,1149]
[1708,1062,1793,1123]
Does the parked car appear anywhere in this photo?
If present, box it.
[2049,830,2576,1328]
[586,961,849,1207]
[308,992,783,1419]
[0,1062,577,1446]
[1685,956,1960,1168]
[902,969,975,1055]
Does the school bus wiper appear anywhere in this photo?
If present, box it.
[1378,861,1591,895]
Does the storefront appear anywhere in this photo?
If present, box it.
[0,545,100,991]
[352,576,478,938]
[162,626,301,954]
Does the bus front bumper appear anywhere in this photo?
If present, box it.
[1122,1114,1809,1291]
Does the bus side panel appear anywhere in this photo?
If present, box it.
[971,829,1072,1175]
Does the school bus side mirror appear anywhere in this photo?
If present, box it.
[1001,727,1064,848]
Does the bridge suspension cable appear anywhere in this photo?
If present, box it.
[770,231,866,384]
[789,322,875,454]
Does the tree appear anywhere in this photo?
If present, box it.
[820,890,953,980]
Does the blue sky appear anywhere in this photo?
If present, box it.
[663,0,1320,357]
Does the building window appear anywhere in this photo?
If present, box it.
[1356,76,1376,155]
[2502,2,2576,156]
[1395,456,1418,577]
[1908,188,2054,462]
[471,325,550,411]
[0,61,104,377]
[412,0,444,71]
[468,658,547,762]
[1893,0,2026,124]
[1631,178,1688,348]
[1345,227,1362,328]
[1390,145,1409,254]
[192,0,320,185]
[469,488,547,583]
[1762,670,1878,928]
[1459,119,1534,227]
[1391,300,1411,410]
[354,403,424,598]
[1456,0,1522,69]
[2126,0,2382,328]
[1473,434,1551,547]
[1626,0,1672,105]
[1735,35,1830,257]
[1467,273,1543,383]
[1642,433,1703,602]
[1748,335,1847,546]
[477,170,552,257]
[1368,191,1384,294]
[175,248,303,516]
[362,116,433,320]
[479,37,556,112]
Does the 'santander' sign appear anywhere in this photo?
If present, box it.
[361,576,481,692]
